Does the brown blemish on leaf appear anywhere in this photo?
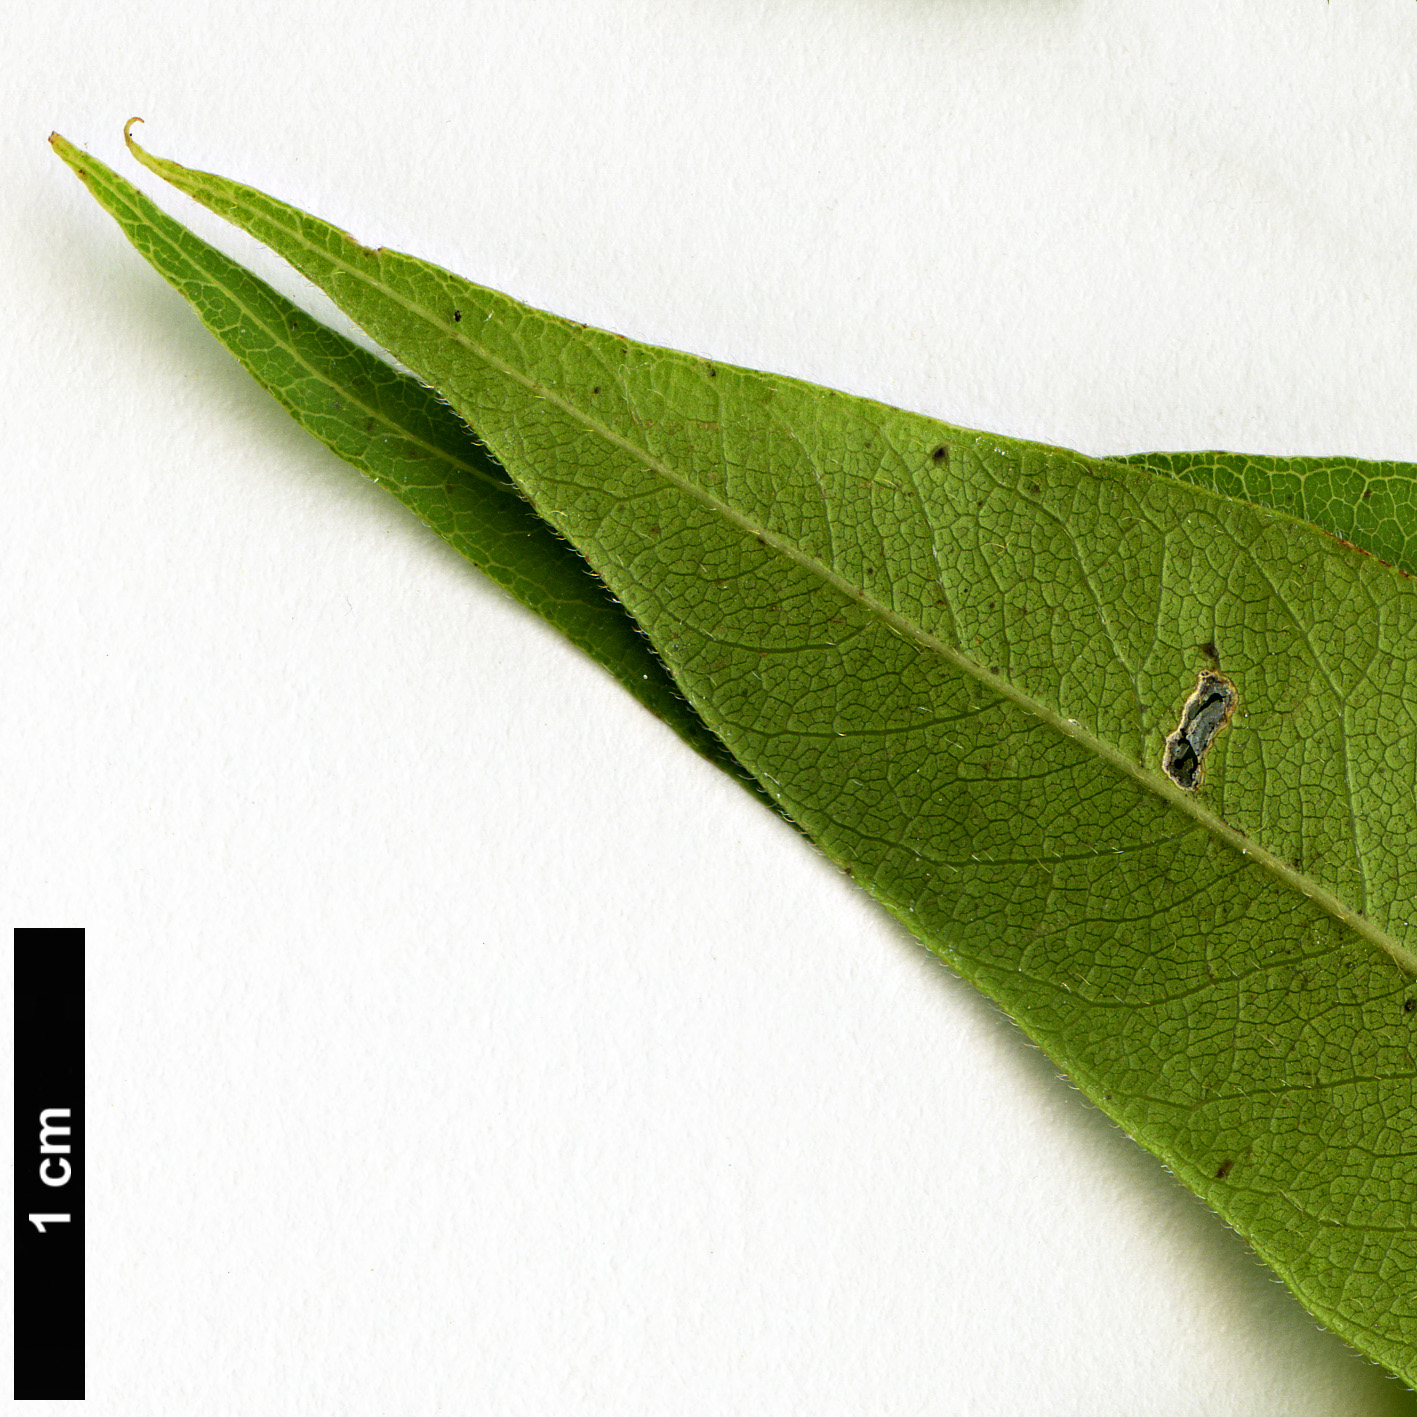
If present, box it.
[1162,671,1238,791]
[1215,1159,1235,1180]
[931,445,948,464]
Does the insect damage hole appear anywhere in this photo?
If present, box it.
[1162,671,1238,790]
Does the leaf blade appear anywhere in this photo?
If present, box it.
[124,133,1417,1386]
[51,131,774,806]
[1116,449,1417,579]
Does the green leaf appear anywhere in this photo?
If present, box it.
[115,131,1417,1387]
[1115,449,1417,579]
[49,131,774,809]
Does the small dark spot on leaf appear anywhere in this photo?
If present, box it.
[452,310,462,322]
[1215,1159,1235,1180]
[931,445,948,464]
[592,386,600,395]
[1364,489,1372,499]
[1201,640,1219,663]
[1030,484,1040,495]
[706,365,717,377]
[1404,998,1416,1014]
[990,666,1000,675]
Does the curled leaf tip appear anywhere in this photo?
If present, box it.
[123,116,145,149]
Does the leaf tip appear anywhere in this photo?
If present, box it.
[123,116,146,152]
[48,131,85,177]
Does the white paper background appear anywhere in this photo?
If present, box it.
[6,1,1417,1412]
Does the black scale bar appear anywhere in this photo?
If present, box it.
[14,928,85,1400]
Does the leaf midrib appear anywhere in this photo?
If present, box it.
[175,154,1417,978]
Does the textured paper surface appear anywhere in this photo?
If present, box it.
[7,2,1417,1412]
